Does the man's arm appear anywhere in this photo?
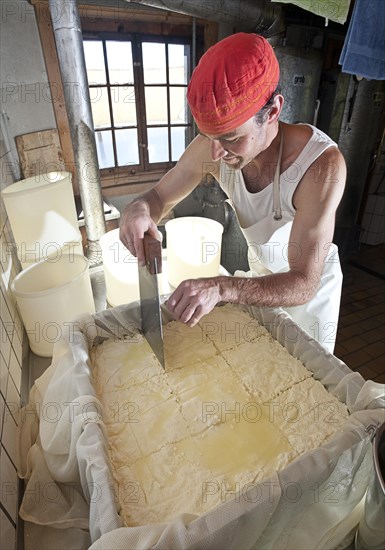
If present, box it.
[119,135,217,264]
[168,146,346,325]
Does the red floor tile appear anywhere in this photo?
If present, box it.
[336,244,385,381]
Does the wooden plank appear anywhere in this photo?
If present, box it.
[82,19,194,36]
[104,181,156,198]
[31,0,79,195]
[100,166,169,188]
[15,129,66,178]
[204,21,218,51]
[79,3,201,25]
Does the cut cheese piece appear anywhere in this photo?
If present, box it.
[113,441,222,527]
[163,320,218,370]
[90,335,162,395]
[166,355,251,435]
[198,303,271,352]
[271,377,350,454]
[99,373,190,461]
[222,340,312,402]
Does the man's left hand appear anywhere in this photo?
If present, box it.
[166,278,222,327]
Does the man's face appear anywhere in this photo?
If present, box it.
[199,117,269,170]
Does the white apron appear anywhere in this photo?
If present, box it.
[219,124,343,353]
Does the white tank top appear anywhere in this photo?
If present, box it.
[219,124,338,228]
[217,124,343,353]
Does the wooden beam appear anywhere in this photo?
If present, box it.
[79,3,203,26]
[204,21,218,51]
[30,0,79,195]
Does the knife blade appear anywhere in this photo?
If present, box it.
[138,233,165,369]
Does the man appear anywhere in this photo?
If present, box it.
[119,33,346,353]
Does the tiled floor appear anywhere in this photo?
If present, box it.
[335,243,385,383]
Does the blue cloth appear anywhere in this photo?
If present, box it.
[339,0,385,80]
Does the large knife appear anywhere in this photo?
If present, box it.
[138,233,165,369]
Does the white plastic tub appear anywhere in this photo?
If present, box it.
[17,303,385,549]
[1,171,82,268]
[100,229,170,306]
[100,229,140,306]
[165,217,224,288]
[11,254,95,357]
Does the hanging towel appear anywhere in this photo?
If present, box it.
[271,0,351,25]
[339,0,385,80]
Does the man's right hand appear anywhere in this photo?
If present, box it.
[118,135,216,266]
[119,199,160,266]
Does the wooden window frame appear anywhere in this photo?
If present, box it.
[31,0,218,197]
[84,32,194,175]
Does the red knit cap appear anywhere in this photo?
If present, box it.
[187,33,280,135]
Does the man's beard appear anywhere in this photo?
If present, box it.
[223,156,245,170]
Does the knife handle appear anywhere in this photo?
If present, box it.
[143,233,163,275]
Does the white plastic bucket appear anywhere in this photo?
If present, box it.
[165,217,224,288]
[100,229,140,307]
[100,229,170,306]
[11,254,95,357]
[1,171,82,268]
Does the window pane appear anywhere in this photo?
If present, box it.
[95,131,114,168]
[143,42,166,84]
[171,127,187,162]
[148,127,169,163]
[145,87,167,124]
[106,41,134,84]
[116,129,139,166]
[84,41,106,84]
[168,44,189,84]
[170,87,187,123]
[111,86,137,126]
[90,87,111,129]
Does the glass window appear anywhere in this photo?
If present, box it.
[106,41,134,84]
[145,87,168,125]
[84,35,192,171]
[142,42,166,84]
[171,127,188,162]
[148,127,169,163]
[111,86,137,126]
[116,129,139,165]
[95,130,114,168]
[90,87,111,129]
[168,44,189,84]
[170,87,187,124]
[84,41,106,84]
